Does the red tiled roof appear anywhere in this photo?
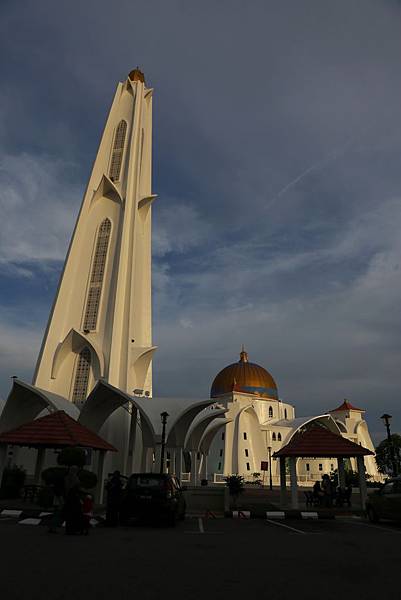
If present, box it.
[273,425,373,458]
[329,400,364,412]
[0,411,116,451]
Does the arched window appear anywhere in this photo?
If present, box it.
[71,347,91,404]
[109,120,127,182]
[278,433,282,441]
[83,219,111,331]
[272,432,276,441]
[284,408,288,419]
[269,406,273,418]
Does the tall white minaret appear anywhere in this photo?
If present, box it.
[33,69,156,405]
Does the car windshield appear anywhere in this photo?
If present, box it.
[129,476,164,489]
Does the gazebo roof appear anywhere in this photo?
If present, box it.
[273,425,373,458]
[329,399,364,413]
[0,410,116,451]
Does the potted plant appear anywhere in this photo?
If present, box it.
[224,474,245,509]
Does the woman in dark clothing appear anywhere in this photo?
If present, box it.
[105,471,124,526]
[64,485,83,535]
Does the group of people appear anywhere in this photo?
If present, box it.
[312,474,352,507]
[48,466,94,535]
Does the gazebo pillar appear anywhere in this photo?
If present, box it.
[337,457,346,489]
[357,455,368,510]
[0,445,7,486]
[289,456,299,509]
[95,450,106,504]
[279,456,287,506]
[34,447,46,485]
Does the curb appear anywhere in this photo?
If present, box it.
[0,508,105,527]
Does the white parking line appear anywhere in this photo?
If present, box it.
[1,510,22,517]
[19,518,41,526]
[266,518,306,534]
[344,519,401,534]
[198,517,204,533]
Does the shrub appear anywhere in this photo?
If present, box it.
[41,466,97,490]
[0,465,26,499]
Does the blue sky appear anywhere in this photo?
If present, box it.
[1,0,401,442]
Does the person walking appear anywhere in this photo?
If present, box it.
[105,470,124,526]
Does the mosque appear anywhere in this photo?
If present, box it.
[0,69,380,495]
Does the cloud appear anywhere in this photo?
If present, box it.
[1,0,401,438]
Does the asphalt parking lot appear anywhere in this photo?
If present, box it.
[0,514,400,600]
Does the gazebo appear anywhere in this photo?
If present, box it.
[274,425,374,510]
[0,411,116,502]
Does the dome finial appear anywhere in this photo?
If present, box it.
[239,345,248,363]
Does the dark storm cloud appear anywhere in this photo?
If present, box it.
[0,0,401,440]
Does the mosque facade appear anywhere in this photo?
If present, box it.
[0,70,380,489]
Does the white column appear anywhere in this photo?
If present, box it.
[34,448,46,485]
[201,453,208,480]
[337,457,346,488]
[279,456,287,506]
[191,451,198,486]
[154,444,162,473]
[289,456,299,509]
[125,406,138,475]
[357,455,368,510]
[95,450,106,504]
[175,448,183,481]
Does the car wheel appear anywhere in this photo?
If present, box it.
[367,506,379,523]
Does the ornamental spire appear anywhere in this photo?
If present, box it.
[239,345,249,363]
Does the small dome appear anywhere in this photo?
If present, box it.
[210,348,278,400]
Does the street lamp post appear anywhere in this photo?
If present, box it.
[160,411,169,475]
[381,413,398,477]
[268,446,273,491]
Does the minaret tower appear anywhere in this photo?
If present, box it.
[33,68,156,404]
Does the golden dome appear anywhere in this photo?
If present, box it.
[210,348,278,400]
[128,68,145,83]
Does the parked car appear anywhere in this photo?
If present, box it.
[119,473,186,526]
[366,476,401,523]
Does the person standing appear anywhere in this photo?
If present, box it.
[105,470,124,526]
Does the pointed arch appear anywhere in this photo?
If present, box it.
[109,120,127,182]
[83,218,111,332]
[51,328,105,380]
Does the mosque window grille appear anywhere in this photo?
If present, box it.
[319,464,323,471]
[246,462,250,471]
[272,432,276,441]
[221,432,225,441]
[269,406,273,418]
[278,433,282,441]
[284,408,288,419]
[218,462,221,470]
[306,463,310,472]
[243,432,247,440]
[109,120,127,182]
[219,449,223,457]
[83,218,111,331]
[245,449,249,457]
[71,347,91,404]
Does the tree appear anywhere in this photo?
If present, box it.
[375,434,401,475]
[224,475,245,508]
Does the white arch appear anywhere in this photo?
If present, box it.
[78,380,155,448]
[0,379,80,433]
[184,406,228,451]
[51,328,105,380]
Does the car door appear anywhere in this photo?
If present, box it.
[387,480,401,521]
[379,481,395,519]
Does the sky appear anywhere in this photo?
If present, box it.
[0,0,401,443]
